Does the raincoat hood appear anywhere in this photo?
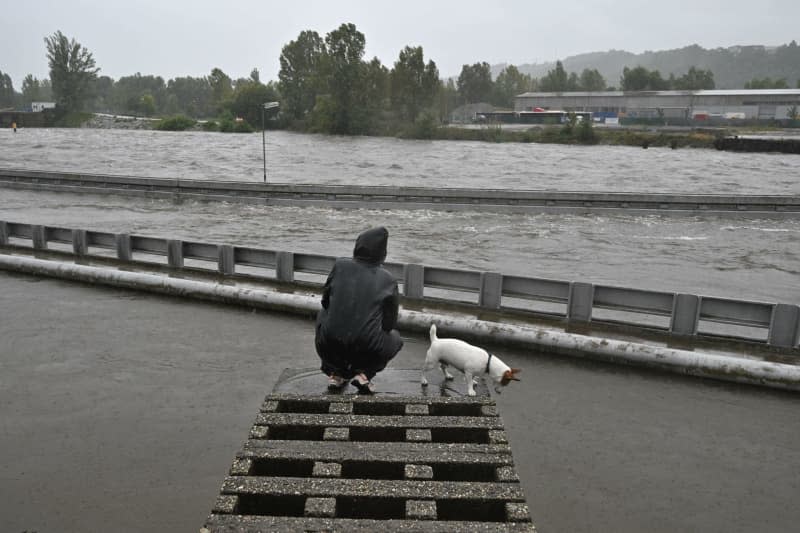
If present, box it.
[353,227,388,265]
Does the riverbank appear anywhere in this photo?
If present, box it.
[10,110,799,153]
[42,111,800,152]
[73,112,720,149]
[426,125,719,149]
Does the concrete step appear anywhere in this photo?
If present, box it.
[202,368,536,531]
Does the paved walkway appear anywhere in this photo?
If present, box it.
[1,270,799,532]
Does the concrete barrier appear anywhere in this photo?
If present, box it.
[2,254,799,392]
[3,219,799,350]
[714,136,800,154]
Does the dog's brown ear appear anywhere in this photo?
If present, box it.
[504,369,522,382]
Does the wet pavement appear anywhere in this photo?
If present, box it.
[1,271,799,532]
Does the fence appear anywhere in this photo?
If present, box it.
[1,220,798,350]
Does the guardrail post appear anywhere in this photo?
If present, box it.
[768,304,800,348]
[218,244,235,275]
[116,233,132,261]
[670,294,700,336]
[479,272,503,309]
[0,221,7,246]
[72,229,88,256]
[276,251,294,282]
[167,239,184,268]
[32,225,47,250]
[404,264,424,299]
[567,282,594,322]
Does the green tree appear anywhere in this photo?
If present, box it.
[621,66,669,91]
[651,70,670,90]
[0,71,13,107]
[88,75,113,112]
[111,73,166,115]
[492,65,533,107]
[139,94,155,115]
[44,30,99,111]
[319,22,368,134]
[539,61,571,92]
[578,68,606,91]
[575,115,596,143]
[673,66,715,90]
[209,68,233,112]
[438,78,459,122]
[390,46,439,122]
[40,78,53,101]
[21,75,40,104]
[233,68,264,91]
[165,76,213,117]
[279,30,327,120]
[744,76,789,89]
[567,72,580,91]
[226,80,281,127]
[364,56,390,119]
[621,66,650,91]
[457,62,492,104]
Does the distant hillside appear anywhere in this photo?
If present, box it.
[492,42,800,89]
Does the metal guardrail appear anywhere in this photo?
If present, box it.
[1,220,798,350]
[2,168,800,214]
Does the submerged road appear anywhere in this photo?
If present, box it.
[2,168,800,216]
[1,271,798,532]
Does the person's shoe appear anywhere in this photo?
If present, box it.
[350,373,375,394]
[327,375,347,390]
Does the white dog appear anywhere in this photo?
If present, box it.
[421,324,520,396]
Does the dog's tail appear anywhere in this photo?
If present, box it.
[429,323,437,342]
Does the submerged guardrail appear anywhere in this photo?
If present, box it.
[2,168,800,215]
[714,136,800,154]
[2,220,798,350]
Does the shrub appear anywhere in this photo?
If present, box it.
[54,111,92,127]
[538,126,565,144]
[411,112,437,139]
[155,115,196,131]
[575,118,597,144]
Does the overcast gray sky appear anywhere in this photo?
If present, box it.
[2,0,798,88]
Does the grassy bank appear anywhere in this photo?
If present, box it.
[75,112,718,149]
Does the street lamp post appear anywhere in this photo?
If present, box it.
[262,101,279,183]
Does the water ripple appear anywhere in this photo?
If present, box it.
[1,129,799,304]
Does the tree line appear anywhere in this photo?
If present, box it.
[524,42,800,91]
[2,27,799,134]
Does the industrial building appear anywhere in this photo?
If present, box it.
[514,89,800,122]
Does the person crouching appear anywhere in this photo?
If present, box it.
[315,227,404,394]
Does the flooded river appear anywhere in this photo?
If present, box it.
[1,128,799,304]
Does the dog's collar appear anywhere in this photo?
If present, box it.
[485,353,493,374]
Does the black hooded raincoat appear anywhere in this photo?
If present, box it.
[315,227,403,379]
